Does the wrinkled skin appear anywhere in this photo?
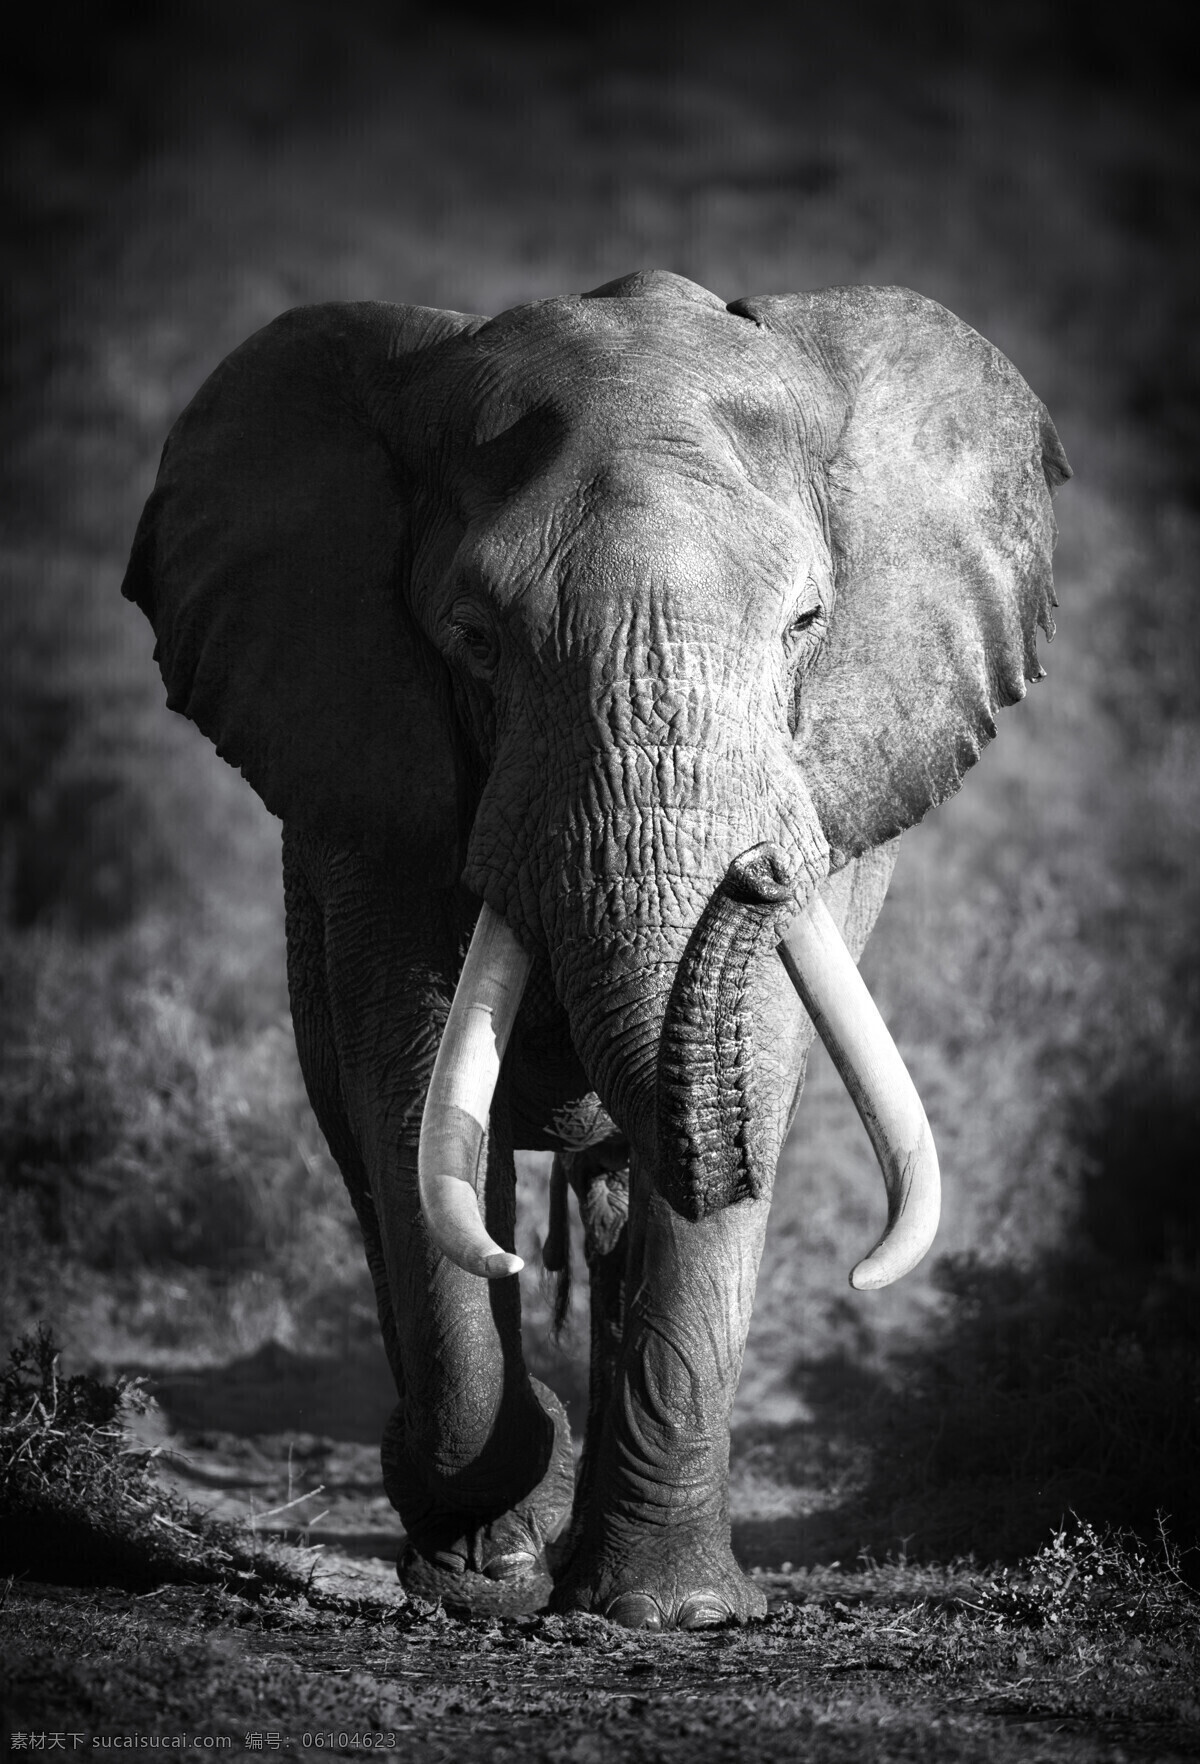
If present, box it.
[123,271,1068,1627]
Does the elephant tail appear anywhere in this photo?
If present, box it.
[542,1153,574,1339]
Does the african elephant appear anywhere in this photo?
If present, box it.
[122,270,1069,1629]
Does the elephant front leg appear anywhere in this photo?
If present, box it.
[379,1106,575,1613]
[284,831,573,1610]
[553,1173,770,1630]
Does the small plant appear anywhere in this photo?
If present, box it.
[977,1515,1197,1635]
[1,1322,152,1504]
[0,1326,306,1593]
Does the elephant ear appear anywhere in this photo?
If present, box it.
[732,286,1071,862]
[123,300,486,884]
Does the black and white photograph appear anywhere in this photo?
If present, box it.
[2,1,1197,1755]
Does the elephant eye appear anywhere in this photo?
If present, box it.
[785,601,825,649]
[785,598,826,736]
[448,610,499,680]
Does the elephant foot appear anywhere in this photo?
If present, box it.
[386,1379,575,1615]
[397,1538,554,1618]
[551,1529,767,1631]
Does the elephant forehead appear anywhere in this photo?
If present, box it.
[425,296,831,646]
[472,292,770,386]
[559,493,807,612]
[439,297,803,477]
[467,470,823,652]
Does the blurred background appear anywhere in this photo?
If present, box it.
[2,0,1197,1563]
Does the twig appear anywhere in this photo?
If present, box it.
[253,1484,327,1522]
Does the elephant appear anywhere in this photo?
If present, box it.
[122,269,1069,1630]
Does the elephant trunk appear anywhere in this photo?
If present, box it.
[654,851,942,1285]
[657,843,800,1220]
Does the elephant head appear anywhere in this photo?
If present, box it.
[124,268,1068,1303]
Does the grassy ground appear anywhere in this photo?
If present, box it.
[2,0,1199,1746]
[6,1549,1199,1760]
[2,1341,1196,1759]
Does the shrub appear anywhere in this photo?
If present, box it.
[977,1516,1198,1636]
[813,1242,1200,1563]
[0,918,353,1279]
[0,1325,307,1591]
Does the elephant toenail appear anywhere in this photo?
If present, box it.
[677,1593,732,1630]
[605,1592,663,1631]
[482,1549,536,1582]
[432,1549,467,1574]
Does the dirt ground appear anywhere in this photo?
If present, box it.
[6,1548,1198,1762]
[4,1357,1198,1762]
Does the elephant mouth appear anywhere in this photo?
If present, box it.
[417,849,940,1293]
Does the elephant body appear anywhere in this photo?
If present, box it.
[123,270,1068,1627]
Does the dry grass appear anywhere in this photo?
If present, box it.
[0,1327,313,1593]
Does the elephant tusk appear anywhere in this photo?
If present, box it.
[418,903,532,1280]
[778,895,941,1291]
